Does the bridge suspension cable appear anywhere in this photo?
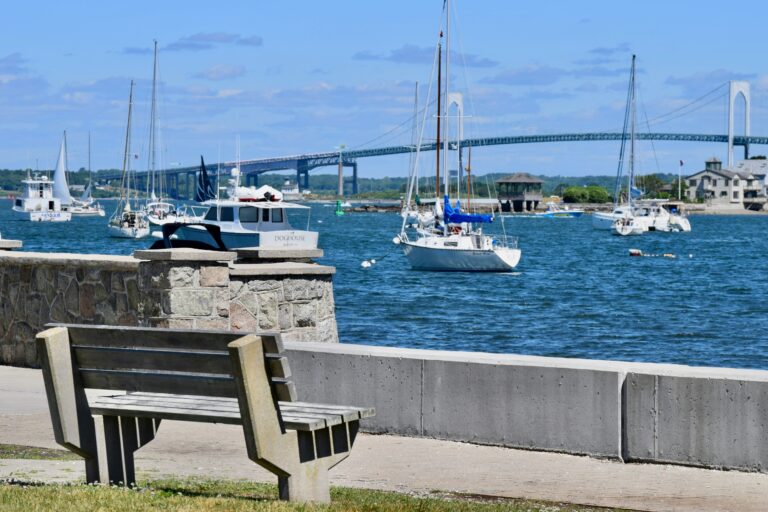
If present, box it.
[645,81,729,127]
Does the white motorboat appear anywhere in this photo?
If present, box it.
[108,80,150,239]
[280,179,304,202]
[11,174,71,222]
[536,202,584,218]
[171,171,317,250]
[395,1,520,272]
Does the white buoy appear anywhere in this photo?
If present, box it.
[361,261,372,268]
[370,259,376,265]
[392,237,401,245]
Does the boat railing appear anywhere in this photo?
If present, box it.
[493,233,518,249]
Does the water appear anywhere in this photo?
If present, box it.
[3,198,767,370]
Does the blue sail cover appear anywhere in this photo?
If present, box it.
[443,195,493,224]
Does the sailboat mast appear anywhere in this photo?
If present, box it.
[435,38,442,197]
[120,81,134,204]
[443,0,450,198]
[466,145,472,209]
[628,54,636,206]
[148,40,158,199]
[410,81,419,198]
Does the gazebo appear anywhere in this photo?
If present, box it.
[495,173,543,212]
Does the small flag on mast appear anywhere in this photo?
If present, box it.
[679,160,684,166]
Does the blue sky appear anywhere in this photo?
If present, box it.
[1,1,767,178]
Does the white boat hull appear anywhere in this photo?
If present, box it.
[65,206,105,217]
[401,239,521,271]
[592,211,622,229]
[175,225,318,250]
[12,207,71,222]
[108,224,150,239]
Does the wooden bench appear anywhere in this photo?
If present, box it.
[36,324,374,503]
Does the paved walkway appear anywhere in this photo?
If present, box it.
[1,365,765,511]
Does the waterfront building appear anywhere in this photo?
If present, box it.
[685,157,767,210]
[496,173,543,212]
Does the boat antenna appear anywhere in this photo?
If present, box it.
[435,33,442,198]
[148,40,158,200]
[628,54,636,207]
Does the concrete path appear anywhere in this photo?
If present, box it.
[1,365,765,511]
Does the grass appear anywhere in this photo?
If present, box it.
[0,445,79,461]
[0,478,632,512]
[0,445,632,511]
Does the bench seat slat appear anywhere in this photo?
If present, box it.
[90,393,360,432]
[286,401,376,419]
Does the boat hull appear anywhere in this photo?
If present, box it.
[108,224,150,239]
[402,241,520,271]
[174,225,319,251]
[12,207,71,222]
[592,211,621,229]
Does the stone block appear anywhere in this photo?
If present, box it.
[278,303,293,330]
[229,280,245,300]
[200,266,229,287]
[283,278,326,301]
[161,289,214,316]
[229,302,259,331]
[168,266,196,288]
[196,318,230,330]
[247,278,280,293]
[148,317,195,329]
[257,292,278,330]
[214,289,229,318]
[293,302,316,328]
[79,283,96,320]
[238,290,259,317]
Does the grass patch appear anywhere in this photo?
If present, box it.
[0,478,633,511]
[0,444,79,461]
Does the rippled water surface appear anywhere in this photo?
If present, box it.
[3,198,767,370]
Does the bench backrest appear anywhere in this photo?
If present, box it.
[45,323,297,402]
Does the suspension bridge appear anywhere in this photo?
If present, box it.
[100,81,760,199]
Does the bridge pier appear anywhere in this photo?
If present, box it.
[297,161,310,191]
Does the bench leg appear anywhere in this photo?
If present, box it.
[278,461,331,503]
[94,415,160,486]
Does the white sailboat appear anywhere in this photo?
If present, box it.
[108,80,150,239]
[592,55,691,235]
[395,0,520,271]
[142,41,180,228]
[54,131,105,217]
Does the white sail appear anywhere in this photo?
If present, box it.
[52,132,73,205]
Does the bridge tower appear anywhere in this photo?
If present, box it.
[446,92,464,186]
[728,80,750,167]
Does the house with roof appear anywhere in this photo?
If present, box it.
[496,173,543,212]
[685,158,766,210]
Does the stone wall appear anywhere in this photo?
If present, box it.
[0,249,338,366]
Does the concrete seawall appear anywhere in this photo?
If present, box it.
[284,342,768,473]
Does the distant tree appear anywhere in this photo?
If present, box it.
[585,185,611,203]
[562,186,589,203]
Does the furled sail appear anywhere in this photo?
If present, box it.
[195,155,216,202]
[52,132,73,205]
[443,195,492,224]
